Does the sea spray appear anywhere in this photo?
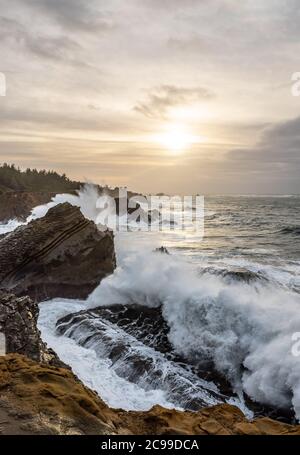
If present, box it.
[38,298,176,411]
[2,188,300,418]
[87,250,300,418]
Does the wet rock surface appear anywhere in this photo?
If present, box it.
[0,292,62,366]
[56,304,237,411]
[57,304,234,388]
[0,202,116,301]
[0,194,298,434]
[201,266,268,283]
[56,303,296,422]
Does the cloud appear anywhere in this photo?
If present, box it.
[225,116,300,192]
[26,0,113,32]
[134,85,214,118]
[0,0,299,193]
[0,16,81,63]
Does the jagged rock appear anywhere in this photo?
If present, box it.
[0,202,116,301]
[221,267,266,283]
[56,304,237,409]
[155,246,170,254]
[0,191,56,223]
[202,266,266,283]
[0,292,63,366]
[0,355,299,435]
[56,304,295,421]
[56,304,235,394]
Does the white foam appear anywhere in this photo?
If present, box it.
[0,218,24,235]
[3,187,300,417]
[38,299,175,411]
[0,184,103,236]
[88,250,300,418]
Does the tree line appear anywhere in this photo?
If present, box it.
[0,163,81,194]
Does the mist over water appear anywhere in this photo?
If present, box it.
[2,186,300,418]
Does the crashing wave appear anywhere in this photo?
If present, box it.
[55,306,228,411]
[87,250,300,420]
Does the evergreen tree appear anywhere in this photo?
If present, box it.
[0,163,81,193]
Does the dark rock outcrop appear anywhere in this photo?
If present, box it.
[70,304,172,354]
[0,292,62,366]
[0,202,116,301]
[56,304,294,422]
[202,266,267,283]
[56,304,235,410]
[155,246,170,254]
[56,304,232,388]
[0,191,56,223]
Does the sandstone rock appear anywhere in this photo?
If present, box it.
[0,292,63,366]
[0,355,299,435]
[121,403,300,435]
[0,191,56,223]
[0,202,116,301]
[0,354,118,435]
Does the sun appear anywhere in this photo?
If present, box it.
[156,124,198,154]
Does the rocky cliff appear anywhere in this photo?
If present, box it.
[0,354,299,435]
[0,292,64,367]
[0,191,56,223]
[0,203,116,301]
[0,201,299,436]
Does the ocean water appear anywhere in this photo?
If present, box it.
[1,188,300,419]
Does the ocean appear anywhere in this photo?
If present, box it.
[1,189,300,420]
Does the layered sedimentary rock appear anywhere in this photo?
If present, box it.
[0,355,299,435]
[0,203,116,301]
[0,191,56,223]
[0,292,62,366]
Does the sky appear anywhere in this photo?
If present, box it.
[0,0,299,194]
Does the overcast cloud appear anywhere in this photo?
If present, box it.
[0,0,299,193]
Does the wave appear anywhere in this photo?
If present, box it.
[87,250,300,419]
[2,186,300,418]
[38,299,176,411]
[55,305,227,411]
[0,184,103,236]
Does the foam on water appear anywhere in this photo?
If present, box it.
[0,184,102,235]
[38,299,175,411]
[2,186,300,417]
[88,250,300,418]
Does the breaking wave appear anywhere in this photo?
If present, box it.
[2,186,300,419]
[87,251,300,419]
[0,184,103,235]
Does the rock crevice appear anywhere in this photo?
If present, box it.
[0,292,62,366]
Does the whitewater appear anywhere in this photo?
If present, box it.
[1,186,300,419]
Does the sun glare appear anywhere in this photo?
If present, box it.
[156,124,200,154]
